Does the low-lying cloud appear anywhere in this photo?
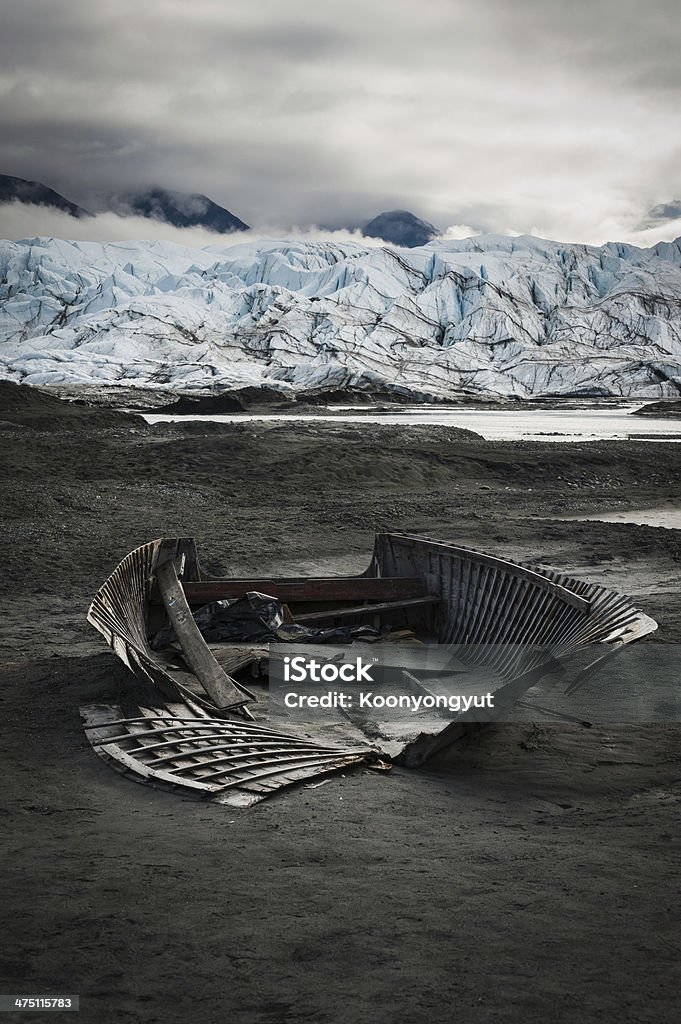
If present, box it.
[1,201,680,251]
[0,202,393,250]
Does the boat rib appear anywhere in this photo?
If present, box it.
[81,702,378,807]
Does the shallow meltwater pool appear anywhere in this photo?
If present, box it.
[558,505,681,530]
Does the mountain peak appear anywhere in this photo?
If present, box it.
[362,209,440,248]
[0,174,91,218]
[108,186,249,233]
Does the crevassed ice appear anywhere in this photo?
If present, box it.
[0,233,680,397]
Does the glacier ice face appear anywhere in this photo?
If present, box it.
[1,232,681,398]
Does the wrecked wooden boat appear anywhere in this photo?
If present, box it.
[83,533,657,804]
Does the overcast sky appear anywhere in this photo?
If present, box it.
[2,0,681,244]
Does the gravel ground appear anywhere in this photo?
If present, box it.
[1,385,680,1024]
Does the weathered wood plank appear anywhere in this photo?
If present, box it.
[155,559,250,711]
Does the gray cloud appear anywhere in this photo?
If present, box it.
[1,0,680,243]
[641,199,681,226]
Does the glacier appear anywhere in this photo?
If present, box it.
[1,232,681,399]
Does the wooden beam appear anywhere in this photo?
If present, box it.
[295,595,439,624]
[180,576,427,605]
[155,559,251,711]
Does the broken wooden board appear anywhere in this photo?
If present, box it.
[80,702,380,807]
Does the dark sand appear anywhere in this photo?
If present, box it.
[2,390,681,1024]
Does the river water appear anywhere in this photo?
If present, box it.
[144,405,681,443]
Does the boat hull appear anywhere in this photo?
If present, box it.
[84,533,658,799]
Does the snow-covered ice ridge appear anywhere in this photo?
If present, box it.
[1,233,681,398]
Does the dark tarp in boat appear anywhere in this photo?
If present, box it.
[151,591,383,648]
